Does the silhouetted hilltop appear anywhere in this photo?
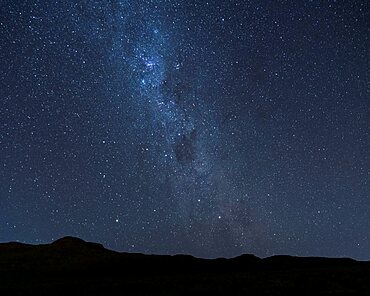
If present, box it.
[50,236,106,251]
[1,237,369,295]
[51,236,87,246]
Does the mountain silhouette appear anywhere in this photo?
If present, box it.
[1,236,369,295]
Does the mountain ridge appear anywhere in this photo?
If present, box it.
[1,236,369,295]
[1,236,364,261]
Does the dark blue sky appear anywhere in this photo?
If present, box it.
[1,0,369,259]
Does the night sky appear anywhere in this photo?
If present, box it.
[1,1,369,260]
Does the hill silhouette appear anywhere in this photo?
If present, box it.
[1,236,369,295]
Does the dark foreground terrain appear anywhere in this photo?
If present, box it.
[1,237,369,295]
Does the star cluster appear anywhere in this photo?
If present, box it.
[0,1,369,259]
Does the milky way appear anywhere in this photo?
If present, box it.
[1,1,369,259]
[109,4,256,256]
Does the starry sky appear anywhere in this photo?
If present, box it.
[1,0,369,259]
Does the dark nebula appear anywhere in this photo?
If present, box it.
[174,129,197,164]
